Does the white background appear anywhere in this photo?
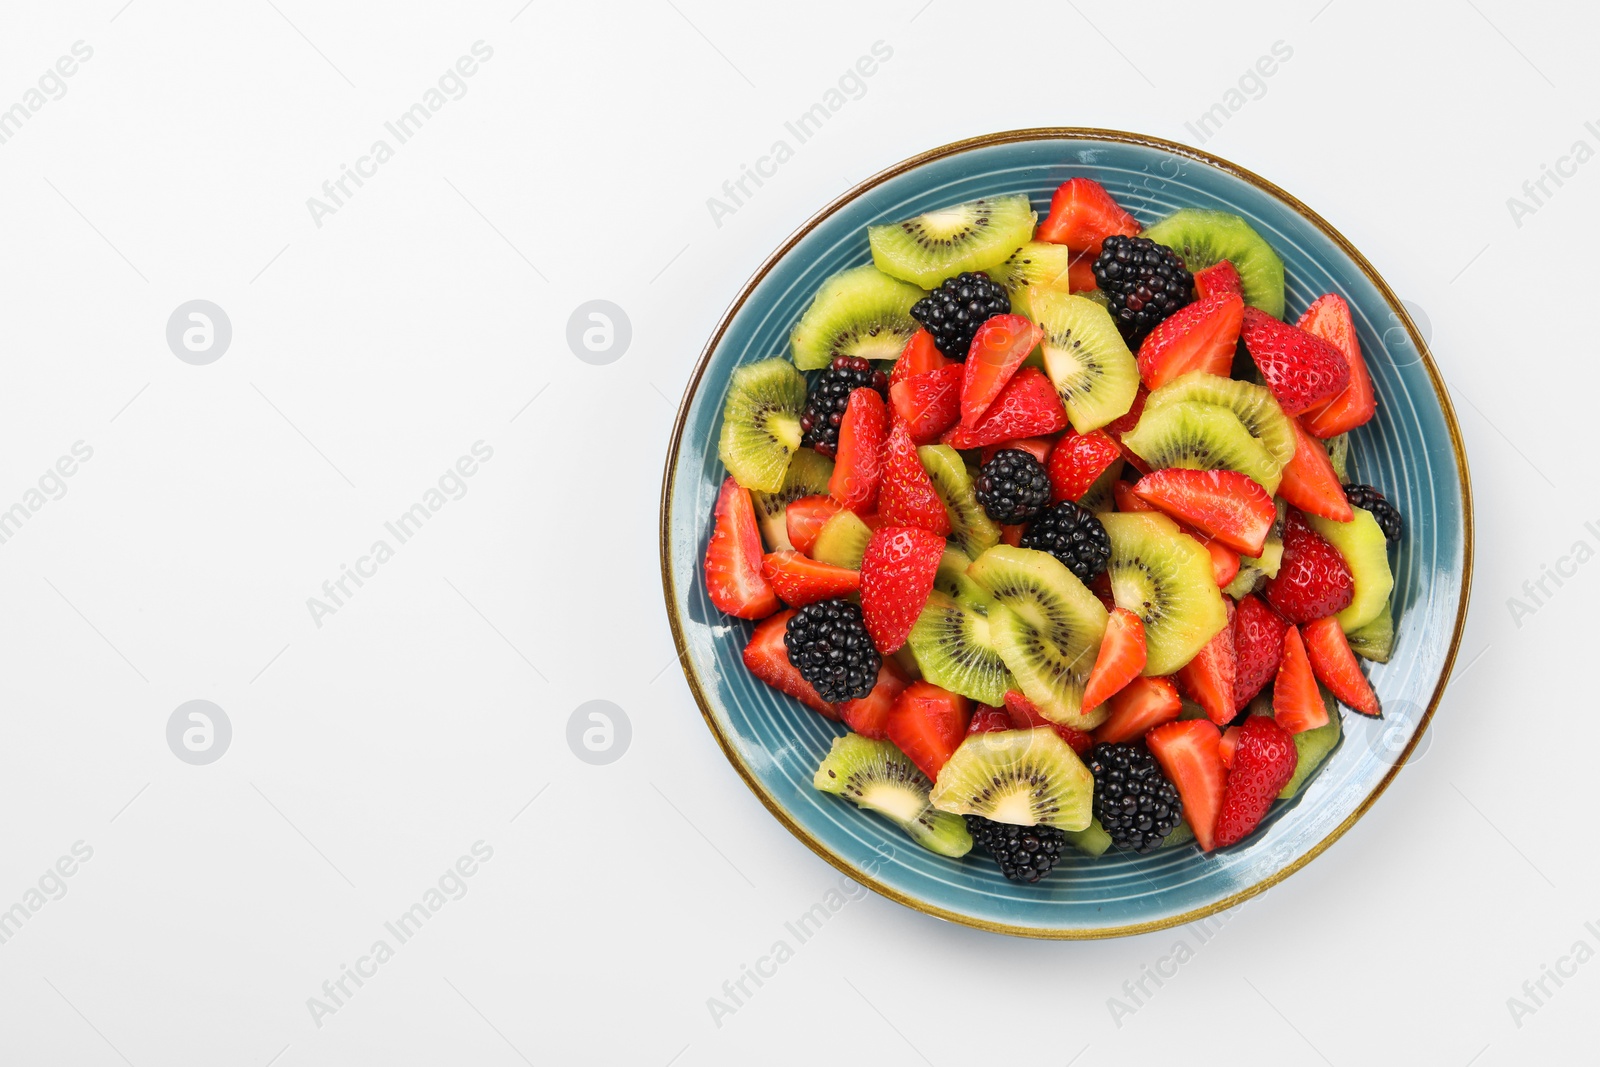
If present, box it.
[0,1,1593,1064]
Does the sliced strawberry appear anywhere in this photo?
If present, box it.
[878,422,952,536]
[962,315,1043,429]
[1273,626,1329,733]
[1193,259,1242,299]
[743,610,836,718]
[999,523,1025,547]
[1233,594,1289,710]
[889,363,963,445]
[705,477,779,619]
[886,681,972,779]
[890,328,949,386]
[1068,254,1098,292]
[1113,480,1158,513]
[940,368,1068,449]
[1263,510,1355,624]
[1146,719,1226,851]
[980,436,1055,466]
[1003,690,1093,754]
[1241,307,1352,416]
[1213,714,1298,848]
[761,550,860,606]
[1303,616,1380,717]
[838,659,912,739]
[1135,292,1244,390]
[1133,468,1275,556]
[1035,177,1140,255]
[1048,429,1121,502]
[1093,676,1182,744]
[1277,419,1353,522]
[1104,385,1148,438]
[1203,537,1241,588]
[828,388,888,514]
[1219,725,1242,769]
[786,495,840,557]
[1082,607,1146,712]
[858,525,944,655]
[1298,294,1377,438]
[967,705,1013,734]
[1089,572,1116,612]
[1176,599,1236,726]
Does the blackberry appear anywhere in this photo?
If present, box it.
[1092,235,1193,343]
[798,356,888,458]
[976,449,1051,525]
[1021,502,1111,583]
[1343,484,1403,544]
[910,271,1011,359]
[783,599,881,703]
[964,814,1067,883]
[1085,742,1183,854]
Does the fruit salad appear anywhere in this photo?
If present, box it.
[701,174,1401,883]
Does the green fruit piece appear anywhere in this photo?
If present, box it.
[1142,372,1296,485]
[790,264,925,371]
[987,605,1109,730]
[932,547,987,607]
[1346,597,1396,662]
[1063,818,1112,857]
[906,590,1016,706]
[1077,457,1124,514]
[918,444,1001,558]
[717,358,806,493]
[929,728,1094,831]
[868,194,1036,289]
[1305,508,1394,632]
[1228,498,1288,597]
[1159,821,1195,849]
[1277,692,1343,799]
[750,448,833,551]
[1031,287,1141,433]
[1143,208,1286,319]
[813,734,973,857]
[1326,432,1352,483]
[985,241,1076,297]
[811,509,873,570]
[1102,512,1229,676]
[1121,400,1284,495]
[1223,562,1263,600]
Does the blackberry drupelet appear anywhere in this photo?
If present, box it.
[1092,235,1194,343]
[964,814,1067,883]
[976,449,1051,525]
[783,599,881,703]
[798,356,888,458]
[1085,742,1183,854]
[1021,501,1112,583]
[1343,484,1403,544]
[910,271,1012,359]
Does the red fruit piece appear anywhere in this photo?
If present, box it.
[1089,572,1116,612]
[1298,294,1378,438]
[962,315,1043,429]
[1003,690,1093,754]
[1136,292,1244,390]
[743,610,836,718]
[940,368,1068,449]
[1212,715,1298,847]
[1035,177,1140,256]
[1093,676,1182,744]
[878,423,952,536]
[1194,259,1242,299]
[1263,510,1355,624]
[1273,626,1330,733]
[1219,725,1242,769]
[999,523,1025,547]
[858,525,944,655]
[1048,429,1121,502]
[1082,607,1146,712]
[1133,468,1276,556]
[1068,254,1097,292]
[890,328,949,386]
[828,388,888,514]
[886,681,972,778]
[967,705,1013,734]
[889,363,963,445]
[1146,719,1226,851]
[1113,480,1157,513]
[1233,594,1289,711]
[838,660,912,739]
[1104,385,1148,437]
[1303,616,1380,717]
[761,550,861,606]
[1176,599,1236,726]
[705,477,779,619]
[786,495,840,557]
[1241,307,1351,416]
[1277,418,1353,522]
[980,436,1054,466]
[1203,537,1241,588]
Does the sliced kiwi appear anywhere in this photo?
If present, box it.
[1121,400,1284,495]
[918,444,1001,558]
[717,358,806,493]
[988,605,1110,730]
[985,241,1076,297]
[790,264,925,371]
[1102,512,1229,676]
[1326,432,1352,483]
[1063,818,1113,857]
[1223,562,1263,600]
[1143,209,1286,319]
[813,734,973,857]
[1226,499,1287,596]
[1305,509,1394,632]
[750,448,833,551]
[811,509,873,570]
[906,590,1016,706]
[868,194,1036,289]
[1159,821,1196,849]
[1346,597,1395,662]
[929,728,1093,830]
[1030,287,1140,433]
[1142,372,1296,484]
[932,547,987,606]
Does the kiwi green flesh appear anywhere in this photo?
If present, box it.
[906,590,1015,707]
[1346,597,1395,662]
[929,728,1093,831]
[1272,691,1343,799]
[790,264,925,371]
[1326,432,1352,483]
[868,194,1036,289]
[1101,512,1229,677]
[1305,509,1394,631]
[966,546,1108,658]
[1143,371,1296,478]
[813,734,973,857]
[1122,400,1284,495]
[751,448,834,551]
[918,445,1001,558]
[988,604,1108,730]
[1159,821,1196,849]
[933,548,991,610]
[811,509,873,570]
[1063,818,1113,857]
[1143,208,1285,320]
[717,358,805,493]
[986,241,1076,296]
[1223,561,1264,600]
[1031,288,1140,433]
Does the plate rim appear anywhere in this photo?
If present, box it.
[657,127,1475,939]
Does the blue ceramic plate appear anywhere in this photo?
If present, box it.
[660,130,1472,938]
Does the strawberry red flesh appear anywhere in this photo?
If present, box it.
[1298,294,1378,438]
[961,314,1043,429]
[1212,714,1298,848]
[940,367,1068,449]
[1133,467,1276,556]
[1193,259,1242,299]
[1272,625,1330,733]
[785,495,840,557]
[889,363,963,444]
[828,388,888,514]
[1003,690,1093,754]
[1304,616,1380,717]
[858,525,944,655]
[1035,177,1140,256]
[887,681,972,778]
[838,659,912,739]
[1082,607,1146,712]
[890,328,949,385]
[705,477,779,619]
[878,422,952,536]
[761,550,860,606]
[743,610,836,718]
[1277,418,1353,522]
[1093,675,1183,744]
[1048,429,1121,502]
[1176,599,1236,726]
[1136,291,1244,390]
[1264,510,1355,624]
[1241,307,1351,416]
[1146,719,1226,851]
